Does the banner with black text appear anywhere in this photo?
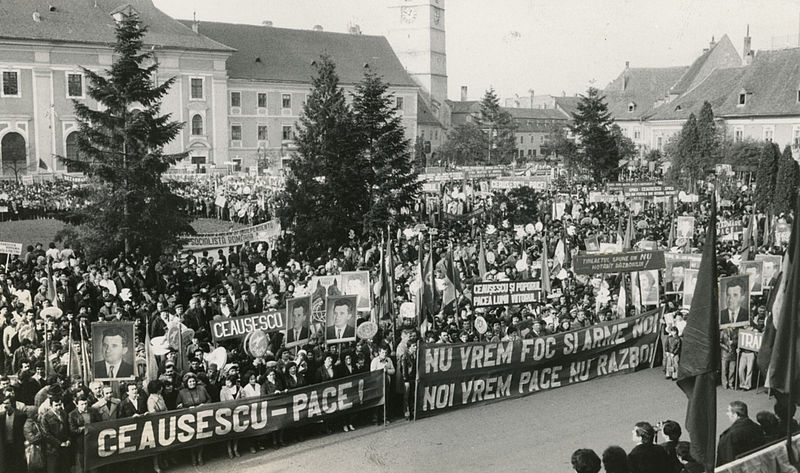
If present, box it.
[414,308,661,418]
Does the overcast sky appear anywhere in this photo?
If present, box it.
[155,0,800,101]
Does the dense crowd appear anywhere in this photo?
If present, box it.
[0,168,790,472]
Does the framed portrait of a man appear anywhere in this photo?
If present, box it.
[92,322,136,381]
[285,296,311,348]
[719,275,751,329]
[341,271,371,312]
[739,260,764,296]
[676,216,695,240]
[682,269,699,310]
[632,270,660,307]
[665,259,690,295]
[325,295,358,344]
[755,254,781,288]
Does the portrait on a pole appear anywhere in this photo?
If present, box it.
[719,275,751,329]
[92,322,136,380]
[285,296,311,348]
[325,295,358,344]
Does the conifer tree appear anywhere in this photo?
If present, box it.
[570,87,620,181]
[666,113,699,190]
[754,142,779,212]
[352,70,420,233]
[477,88,516,164]
[773,145,799,215]
[281,55,366,253]
[695,101,720,166]
[59,13,189,258]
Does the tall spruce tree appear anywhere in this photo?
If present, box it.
[773,145,799,215]
[58,13,189,258]
[281,55,367,254]
[570,87,619,181]
[666,113,700,190]
[352,70,420,233]
[477,88,516,164]
[695,101,719,167]
[754,142,780,212]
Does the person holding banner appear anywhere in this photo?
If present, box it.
[177,373,210,466]
[40,391,71,473]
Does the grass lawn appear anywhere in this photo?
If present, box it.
[0,218,247,248]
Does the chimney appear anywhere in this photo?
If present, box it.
[192,12,199,33]
[709,35,716,49]
[460,86,468,101]
[529,89,535,109]
[622,61,630,91]
[743,25,752,65]
[348,24,362,35]
[262,20,273,27]
[312,24,323,31]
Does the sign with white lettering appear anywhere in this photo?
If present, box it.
[210,311,286,341]
[414,308,662,418]
[471,280,542,308]
[84,371,385,468]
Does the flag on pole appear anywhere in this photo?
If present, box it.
[667,217,675,249]
[435,244,458,313]
[145,318,158,382]
[762,193,800,400]
[616,284,627,319]
[541,235,551,295]
[478,235,487,279]
[676,194,718,472]
[623,213,633,250]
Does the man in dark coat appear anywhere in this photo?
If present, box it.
[628,421,670,473]
[0,387,27,473]
[40,392,71,473]
[118,383,147,418]
[717,401,765,466]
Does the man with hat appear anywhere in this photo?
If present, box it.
[234,290,251,316]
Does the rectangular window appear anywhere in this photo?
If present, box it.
[190,77,204,100]
[231,125,242,141]
[734,128,743,143]
[396,96,404,110]
[764,127,774,142]
[257,93,267,108]
[282,94,291,109]
[258,125,268,141]
[282,125,293,141]
[67,73,83,98]
[1,71,19,97]
[738,93,746,106]
[634,128,641,140]
[794,127,800,147]
[230,91,241,108]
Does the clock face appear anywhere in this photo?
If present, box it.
[401,6,417,23]
[433,8,441,25]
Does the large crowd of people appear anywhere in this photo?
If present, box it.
[0,166,790,472]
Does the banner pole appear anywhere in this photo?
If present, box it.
[413,343,421,422]
[383,366,388,426]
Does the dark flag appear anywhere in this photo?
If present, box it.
[676,195,718,471]
[478,234,487,279]
[763,195,800,458]
[38,159,48,170]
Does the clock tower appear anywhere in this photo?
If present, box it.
[387,0,448,110]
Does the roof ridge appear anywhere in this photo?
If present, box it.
[188,19,386,40]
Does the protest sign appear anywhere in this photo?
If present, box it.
[676,216,695,239]
[738,330,762,352]
[490,177,549,191]
[572,251,665,274]
[210,311,286,341]
[776,222,791,244]
[0,241,23,255]
[472,280,542,308]
[182,220,281,250]
[415,308,661,418]
[421,182,441,193]
[605,182,677,199]
[718,220,743,241]
[85,371,385,468]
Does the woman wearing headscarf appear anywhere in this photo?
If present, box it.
[176,373,210,466]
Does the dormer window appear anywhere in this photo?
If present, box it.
[738,90,747,106]
[628,102,636,112]
[110,4,137,24]
[796,89,800,103]
[675,105,682,112]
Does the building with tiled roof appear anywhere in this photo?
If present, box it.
[648,46,800,152]
[603,35,741,154]
[185,20,420,170]
[447,99,570,160]
[0,0,234,174]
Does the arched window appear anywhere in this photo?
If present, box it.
[1,132,26,174]
[191,114,204,136]
[65,132,81,173]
